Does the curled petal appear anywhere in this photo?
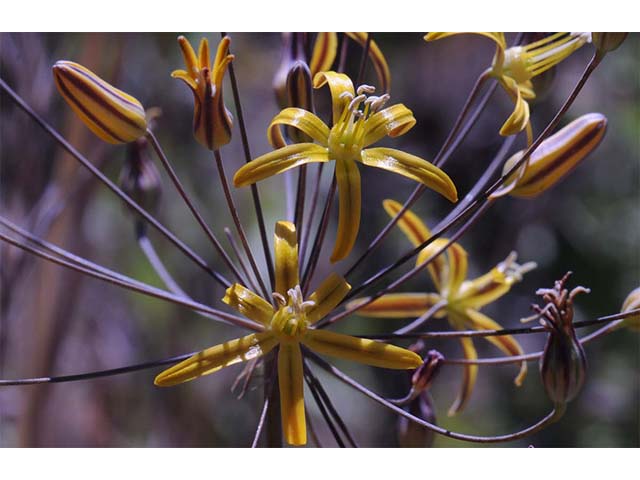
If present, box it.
[309,32,338,77]
[312,71,355,125]
[267,108,330,149]
[307,273,352,324]
[177,35,199,78]
[424,32,507,51]
[360,148,458,203]
[171,69,197,91]
[346,293,444,319]
[464,308,527,386]
[222,283,274,326]
[331,158,361,263]
[52,61,147,144]
[278,343,306,446]
[233,143,330,187]
[382,199,432,247]
[416,238,451,292]
[154,332,277,387]
[303,329,423,369]
[448,336,478,416]
[274,221,300,296]
[499,76,531,136]
[363,104,416,147]
[345,32,391,93]
[499,113,607,198]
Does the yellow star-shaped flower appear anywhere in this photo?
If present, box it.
[234,72,458,263]
[155,220,422,446]
[348,200,537,415]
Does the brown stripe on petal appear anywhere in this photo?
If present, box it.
[54,74,125,143]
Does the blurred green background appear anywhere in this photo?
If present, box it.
[0,32,638,447]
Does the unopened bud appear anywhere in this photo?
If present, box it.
[398,391,436,448]
[285,60,315,143]
[592,33,628,54]
[499,113,607,198]
[411,349,444,394]
[540,328,587,404]
[53,60,147,144]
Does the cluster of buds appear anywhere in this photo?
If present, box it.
[528,272,589,406]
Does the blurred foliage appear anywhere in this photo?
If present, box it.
[0,32,638,447]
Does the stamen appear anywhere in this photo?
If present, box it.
[498,251,537,282]
[348,94,367,112]
[273,292,286,306]
[357,84,376,95]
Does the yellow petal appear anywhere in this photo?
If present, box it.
[501,113,608,198]
[382,199,432,247]
[192,67,233,150]
[52,61,147,144]
[312,71,355,125]
[463,308,527,386]
[278,342,306,446]
[267,107,330,149]
[306,273,352,324]
[309,32,338,77]
[274,221,300,296]
[448,336,478,416]
[346,293,444,319]
[331,158,361,263]
[154,332,277,387]
[455,268,511,310]
[499,76,531,136]
[363,104,416,147]
[233,143,330,187]
[345,32,391,93]
[416,238,451,292]
[360,148,458,203]
[222,283,274,326]
[444,242,468,297]
[424,32,507,51]
[213,36,233,86]
[303,329,423,369]
[621,287,640,331]
[177,35,199,78]
[171,69,197,91]
[197,37,210,71]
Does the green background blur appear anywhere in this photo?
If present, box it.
[0,32,638,447]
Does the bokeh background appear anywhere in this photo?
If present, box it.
[0,32,638,447]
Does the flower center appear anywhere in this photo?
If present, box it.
[327,84,390,162]
[496,33,591,84]
[270,285,315,342]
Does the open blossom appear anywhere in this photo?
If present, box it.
[348,199,536,415]
[154,221,422,445]
[172,35,234,150]
[425,32,591,139]
[234,72,457,262]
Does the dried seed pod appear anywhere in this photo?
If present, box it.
[411,349,444,394]
[499,113,607,198]
[119,130,162,216]
[53,60,147,144]
[592,33,628,54]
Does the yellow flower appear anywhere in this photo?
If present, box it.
[172,35,234,150]
[52,60,147,144]
[154,221,422,446]
[425,32,591,139]
[347,200,536,415]
[234,72,458,262]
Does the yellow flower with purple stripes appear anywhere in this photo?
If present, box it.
[154,220,422,446]
[52,61,147,144]
[348,199,537,415]
[234,72,458,263]
[172,35,234,150]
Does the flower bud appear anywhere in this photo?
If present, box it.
[540,327,587,404]
[500,113,607,198]
[621,287,640,331]
[411,349,444,394]
[397,391,436,448]
[592,33,628,54]
[52,60,147,144]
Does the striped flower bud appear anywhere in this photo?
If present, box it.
[620,287,640,331]
[592,33,628,54]
[52,61,147,144]
[501,113,607,198]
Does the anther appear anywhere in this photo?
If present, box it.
[357,84,376,95]
[348,94,367,112]
[273,292,286,306]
